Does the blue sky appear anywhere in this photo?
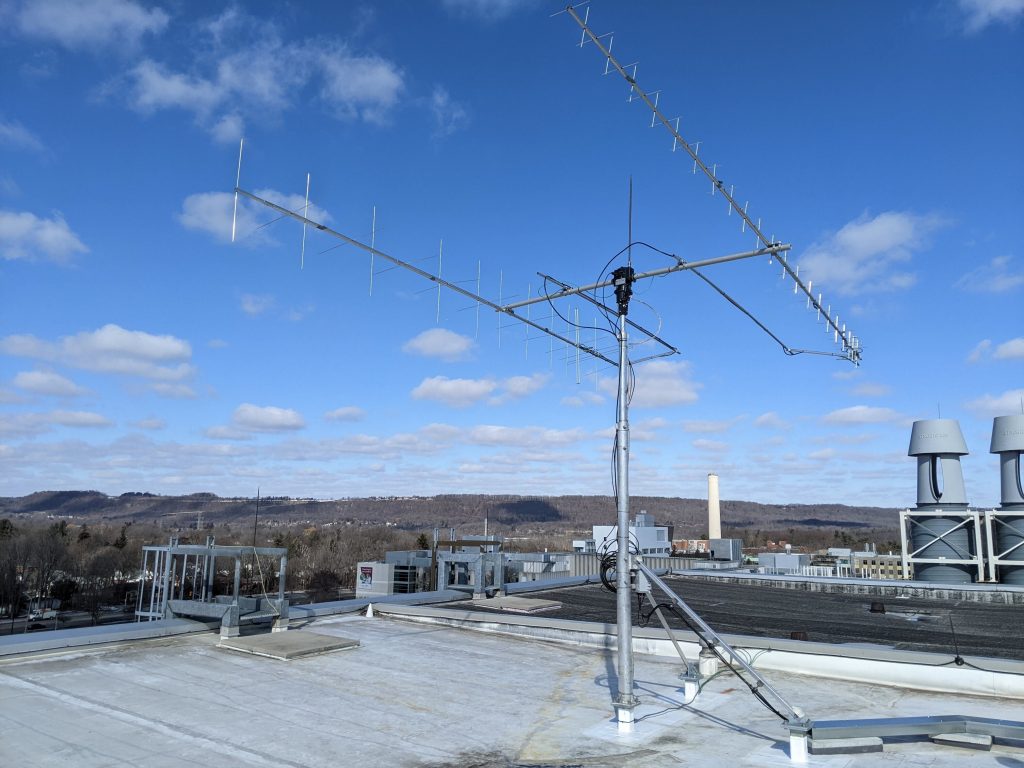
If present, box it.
[1,0,1022,508]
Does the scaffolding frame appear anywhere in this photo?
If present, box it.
[984,509,1024,582]
[898,509,986,582]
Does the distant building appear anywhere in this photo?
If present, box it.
[757,552,811,574]
[853,548,907,580]
[673,538,710,555]
[573,511,672,557]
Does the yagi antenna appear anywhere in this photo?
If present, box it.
[566,4,861,366]
[234,185,623,366]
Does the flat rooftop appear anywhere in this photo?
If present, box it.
[468,575,1024,660]
[2,612,1024,766]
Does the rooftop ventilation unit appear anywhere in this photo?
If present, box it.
[985,414,1024,584]
[901,419,983,584]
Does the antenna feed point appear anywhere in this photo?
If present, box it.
[612,266,635,315]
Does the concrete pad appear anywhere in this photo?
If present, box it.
[217,630,358,660]
[932,732,993,750]
[469,595,562,614]
[810,736,884,754]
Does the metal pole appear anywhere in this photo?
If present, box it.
[614,310,637,726]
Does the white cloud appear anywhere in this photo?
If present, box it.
[0,324,193,381]
[411,373,549,408]
[441,0,537,22]
[325,406,365,422]
[12,370,86,397]
[231,403,305,432]
[150,382,197,399]
[0,413,44,437]
[129,60,222,115]
[411,376,496,407]
[851,382,891,397]
[965,388,1024,418]
[178,188,330,245]
[49,410,112,428]
[967,336,1024,363]
[0,118,45,152]
[465,424,586,447]
[318,47,404,125]
[955,255,1024,293]
[831,369,860,381]
[0,408,112,436]
[561,391,605,408]
[210,113,245,144]
[125,27,404,139]
[133,417,165,430]
[490,373,549,404]
[14,0,169,50]
[968,339,992,363]
[799,211,947,295]
[692,438,729,453]
[240,293,275,316]
[204,425,252,441]
[430,85,469,138]
[809,447,836,461]
[0,209,88,263]
[403,328,475,361]
[597,360,700,408]
[754,411,790,430]
[994,337,1024,360]
[822,405,905,425]
[682,418,740,434]
[0,388,25,404]
[958,0,1024,33]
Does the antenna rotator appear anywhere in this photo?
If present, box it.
[612,266,635,316]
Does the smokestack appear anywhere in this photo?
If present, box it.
[707,473,722,540]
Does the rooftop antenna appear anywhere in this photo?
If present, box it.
[300,173,310,269]
[563,3,861,367]
[230,5,860,732]
[231,138,244,243]
[369,206,377,296]
[554,0,864,735]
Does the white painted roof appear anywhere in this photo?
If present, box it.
[2,612,1023,766]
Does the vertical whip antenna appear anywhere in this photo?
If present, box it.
[436,239,443,324]
[627,176,633,267]
[475,260,481,339]
[231,138,244,243]
[369,206,377,297]
[300,172,310,269]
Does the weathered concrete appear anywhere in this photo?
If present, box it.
[932,732,994,750]
[465,595,562,614]
[810,736,883,754]
[217,631,358,660]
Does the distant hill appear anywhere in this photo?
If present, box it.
[0,490,900,536]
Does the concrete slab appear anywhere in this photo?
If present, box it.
[468,595,563,614]
[217,630,358,660]
[932,731,994,750]
[810,736,884,754]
